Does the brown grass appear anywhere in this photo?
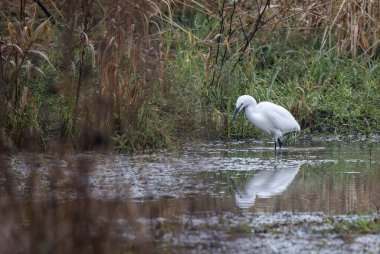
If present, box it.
[0,0,167,150]
[270,0,380,57]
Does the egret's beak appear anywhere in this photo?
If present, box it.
[231,105,242,124]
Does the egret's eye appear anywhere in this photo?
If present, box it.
[240,103,243,106]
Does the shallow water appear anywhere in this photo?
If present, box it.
[3,138,380,253]
[12,138,379,214]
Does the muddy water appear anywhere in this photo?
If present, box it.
[4,137,380,253]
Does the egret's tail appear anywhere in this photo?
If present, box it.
[295,122,301,132]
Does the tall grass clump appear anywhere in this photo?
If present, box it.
[0,5,57,149]
[0,0,175,151]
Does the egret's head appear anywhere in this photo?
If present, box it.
[232,95,257,122]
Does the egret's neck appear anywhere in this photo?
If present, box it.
[245,103,256,112]
[244,103,256,122]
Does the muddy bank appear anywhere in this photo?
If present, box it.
[144,212,380,253]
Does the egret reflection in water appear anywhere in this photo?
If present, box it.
[235,162,304,209]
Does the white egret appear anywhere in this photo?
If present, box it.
[232,95,300,151]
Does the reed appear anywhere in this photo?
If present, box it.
[272,0,380,58]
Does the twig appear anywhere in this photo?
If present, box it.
[20,0,26,23]
[209,0,226,87]
[210,0,237,86]
[233,0,271,68]
[239,17,249,42]
[215,0,226,65]
[73,0,94,131]
[217,0,237,81]
[34,0,56,24]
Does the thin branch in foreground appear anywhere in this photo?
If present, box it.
[34,0,56,24]
[236,0,271,64]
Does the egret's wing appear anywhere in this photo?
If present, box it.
[256,102,300,134]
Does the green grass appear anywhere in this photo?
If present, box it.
[329,217,380,234]
[318,216,380,243]
[228,223,253,234]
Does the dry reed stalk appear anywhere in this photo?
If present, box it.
[0,1,54,147]
[97,1,164,133]
[271,0,380,57]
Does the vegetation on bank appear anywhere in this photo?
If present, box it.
[0,0,379,151]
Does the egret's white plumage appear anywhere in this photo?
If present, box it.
[232,95,300,150]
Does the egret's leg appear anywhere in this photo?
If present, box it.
[229,178,241,197]
[277,138,283,149]
[274,139,277,152]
